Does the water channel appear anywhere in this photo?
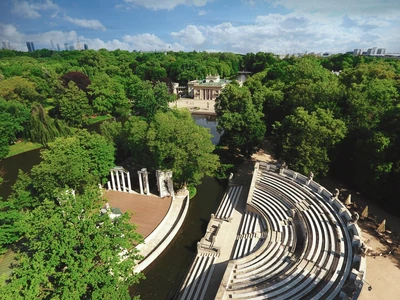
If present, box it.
[0,114,223,300]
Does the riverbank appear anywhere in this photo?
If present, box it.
[6,141,42,158]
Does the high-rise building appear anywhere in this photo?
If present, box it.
[64,43,69,51]
[353,49,363,56]
[57,44,61,51]
[2,41,11,50]
[367,47,377,55]
[377,48,386,55]
[26,42,35,52]
[69,45,75,51]
[84,43,89,50]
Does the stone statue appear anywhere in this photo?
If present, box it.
[361,206,369,218]
[345,194,352,206]
[308,171,314,181]
[279,161,287,174]
[353,212,360,223]
[332,188,340,199]
[377,219,386,233]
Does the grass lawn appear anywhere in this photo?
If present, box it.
[7,141,43,158]
[87,115,113,125]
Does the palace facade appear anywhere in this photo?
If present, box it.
[188,74,231,100]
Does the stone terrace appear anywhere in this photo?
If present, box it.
[177,162,366,300]
[105,190,171,239]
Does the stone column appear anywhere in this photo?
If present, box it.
[111,170,116,190]
[127,171,132,192]
[121,171,126,192]
[145,171,150,196]
[116,170,121,191]
[138,171,144,194]
[107,181,111,190]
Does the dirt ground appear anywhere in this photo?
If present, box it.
[247,143,400,299]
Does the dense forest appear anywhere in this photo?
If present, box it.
[0,48,399,211]
[0,48,399,297]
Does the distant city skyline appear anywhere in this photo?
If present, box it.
[0,0,399,54]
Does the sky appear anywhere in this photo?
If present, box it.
[0,0,399,54]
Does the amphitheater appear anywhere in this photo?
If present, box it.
[177,162,367,299]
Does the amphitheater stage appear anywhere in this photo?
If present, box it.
[105,190,172,239]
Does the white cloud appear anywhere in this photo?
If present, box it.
[171,25,206,47]
[198,10,207,16]
[65,16,107,31]
[184,11,398,54]
[264,0,400,17]
[12,0,60,18]
[0,23,184,52]
[122,0,212,10]
[123,33,184,51]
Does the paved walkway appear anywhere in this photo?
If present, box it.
[204,185,248,299]
[170,98,216,115]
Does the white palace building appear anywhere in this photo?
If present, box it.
[187,74,231,101]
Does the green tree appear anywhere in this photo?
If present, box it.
[273,107,347,177]
[146,109,219,186]
[30,130,115,200]
[56,81,92,127]
[0,170,39,253]
[132,81,174,119]
[26,105,71,146]
[115,109,219,187]
[216,84,266,156]
[88,73,131,117]
[0,98,31,158]
[1,187,143,299]
[0,76,43,104]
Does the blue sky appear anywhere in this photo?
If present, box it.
[1,0,399,54]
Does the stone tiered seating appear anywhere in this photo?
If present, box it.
[232,211,266,259]
[221,163,358,300]
[215,186,243,220]
[179,253,216,300]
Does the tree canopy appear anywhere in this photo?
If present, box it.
[216,84,266,156]
[30,130,115,200]
[273,107,347,177]
[103,109,219,187]
[0,187,143,299]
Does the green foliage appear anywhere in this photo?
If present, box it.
[30,130,115,200]
[56,81,92,127]
[146,109,219,186]
[273,107,347,177]
[109,109,219,187]
[88,73,131,117]
[0,187,143,299]
[214,163,236,180]
[216,84,266,156]
[187,185,197,198]
[0,76,43,104]
[0,171,38,252]
[132,81,175,119]
[26,105,71,146]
